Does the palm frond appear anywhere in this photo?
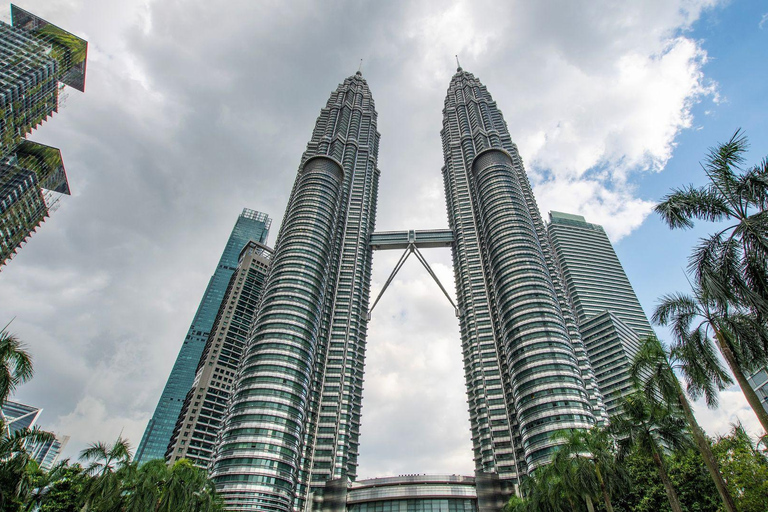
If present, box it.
[655,185,730,229]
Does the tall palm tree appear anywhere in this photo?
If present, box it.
[655,129,768,316]
[654,284,768,433]
[610,391,690,512]
[552,428,624,512]
[79,436,132,511]
[0,327,33,405]
[631,336,737,512]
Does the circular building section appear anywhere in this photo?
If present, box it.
[313,474,488,511]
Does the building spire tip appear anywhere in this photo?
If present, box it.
[455,55,462,72]
[356,59,363,76]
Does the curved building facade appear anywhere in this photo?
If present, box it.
[210,72,381,512]
[312,474,489,512]
[205,68,608,511]
[440,68,605,477]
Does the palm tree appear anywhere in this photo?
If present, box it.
[631,335,737,512]
[0,327,33,405]
[655,129,768,317]
[552,428,624,512]
[610,391,690,512]
[654,284,768,434]
[0,417,55,510]
[79,436,132,511]
[158,459,222,512]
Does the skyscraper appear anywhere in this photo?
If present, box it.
[135,209,271,465]
[547,211,654,414]
[166,240,273,468]
[440,67,603,483]
[209,71,380,512]
[0,5,87,268]
[209,68,607,512]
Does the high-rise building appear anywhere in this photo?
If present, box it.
[166,240,273,468]
[29,432,69,470]
[209,71,380,512]
[135,209,271,465]
[440,68,603,483]
[748,367,768,414]
[209,68,606,512]
[1,399,68,470]
[0,5,87,268]
[1,400,42,434]
[547,211,654,415]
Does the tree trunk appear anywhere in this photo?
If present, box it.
[677,389,737,512]
[595,465,614,512]
[651,447,684,512]
[584,494,595,512]
[713,326,768,434]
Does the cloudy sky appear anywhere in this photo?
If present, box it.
[1,0,767,477]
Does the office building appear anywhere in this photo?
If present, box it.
[547,211,654,415]
[135,209,271,465]
[29,432,69,470]
[439,68,603,483]
[0,5,87,268]
[1,400,42,434]
[748,368,768,414]
[208,68,607,512]
[1,399,68,470]
[166,240,273,468]
[209,71,380,511]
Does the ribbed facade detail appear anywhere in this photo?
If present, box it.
[210,73,380,512]
[166,241,273,468]
[547,211,654,416]
[441,69,603,477]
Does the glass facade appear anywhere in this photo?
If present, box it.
[135,209,271,465]
[166,241,273,468]
[0,6,87,268]
[349,500,477,512]
[210,72,380,512]
[748,368,768,414]
[440,68,603,479]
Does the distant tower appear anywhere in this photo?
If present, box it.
[209,71,380,512]
[135,209,272,465]
[166,241,273,468]
[0,5,87,268]
[547,211,654,415]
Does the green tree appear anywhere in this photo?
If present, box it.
[0,327,33,405]
[34,463,88,512]
[79,437,132,511]
[610,392,690,512]
[654,284,768,434]
[655,129,768,318]
[713,424,768,512]
[631,336,736,512]
[552,428,625,512]
[0,418,55,511]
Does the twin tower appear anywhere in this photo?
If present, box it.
[208,68,607,511]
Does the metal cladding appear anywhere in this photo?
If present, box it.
[441,69,603,476]
[210,72,380,512]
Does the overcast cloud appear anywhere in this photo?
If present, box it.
[0,0,742,477]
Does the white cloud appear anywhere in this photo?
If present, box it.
[0,0,726,476]
[693,388,765,441]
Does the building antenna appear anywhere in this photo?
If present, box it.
[456,55,461,70]
[358,59,363,73]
